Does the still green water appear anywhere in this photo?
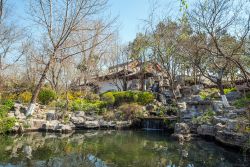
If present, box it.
[0,131,249,167]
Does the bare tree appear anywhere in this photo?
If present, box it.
[26,0,113,115]
[187,0,250,106]
[0,0,24,92]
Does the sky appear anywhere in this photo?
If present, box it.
[107,0,180,43]
[11,0,181,44]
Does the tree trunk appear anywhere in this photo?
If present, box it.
[26,57,54,116]
[218,82,230,107]
[123,77,127,91]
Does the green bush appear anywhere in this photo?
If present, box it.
[38,88,57,105]
[0,117,16,134]
[0,101,16,134]
[101,92,115,106]
[224,87,237,94]
[18,91,32,103]
[2,99,14,110]
[192,110,216,125]
[233,97,250,109]
[102,91,154,106]
[199,88,219,100]
[69,99,105,113]
[112,91,136,105]
[0,105,9,118]
[137,92,154,105]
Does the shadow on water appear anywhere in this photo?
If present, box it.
[0,130,249,167]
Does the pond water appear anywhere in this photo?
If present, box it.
[0,131,249,167]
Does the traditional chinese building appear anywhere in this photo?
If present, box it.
[96,60,168,93]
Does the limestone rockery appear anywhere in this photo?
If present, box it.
[9,103,134,134]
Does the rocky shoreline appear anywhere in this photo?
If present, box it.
[9,103,141,134]
[173,100,250,150]
[6,101,250,151]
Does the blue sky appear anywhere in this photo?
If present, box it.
[12,0,180,44]
[107,0,180,43]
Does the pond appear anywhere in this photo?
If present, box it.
[0,131,249,167]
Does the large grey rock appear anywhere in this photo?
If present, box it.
[180,87,192,97]
[174,123,190,134]
[146,104,155,112]
[226,91,241,101]
[233,108,247,116]
[75,111,85,117]
[84,121,99,129]
[214,123,226,132]
[172,133,191,142]
[99,120,109,128]
[215,131,249,147]
[42,120,60,131]
[191,95,202,102]
[177,102,187,111]
[197,124,215,137]
[46,111,58,121]
[16,113,26,120]
[180,110,201,122]
[226,112,237,119]
[191,85,204,95]
[55,124,73,133]
[70,116,85,124]
[115,121,132,129]
[213,116,228,125]
[212,101,224,113]
[14,110,21,117]
[225,119,238,132]
[84,116,96,121]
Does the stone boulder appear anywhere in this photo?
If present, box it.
[226,112,237,119]
[55,124,74,133]
[177,102,187,111]
[14,109,21,117]
[84,116,96,121]
[42,120,60,131]
[215,131,249,147]
[214,123,226,132]
[226,91,241,101]
[16,113,26,120]
[180,87,192,97]
[84,121,99,129]
[172,133,191,142]
[146,104,155,112]
[99,120,116,129]
[233,108,247,116]
[213,116,228,125]
[212,101,224,113]
[115,121,132,129]
[190,95,203,102]
[70,116,85,124]
[225,119,238,132]
[191,85,204,95]
[46,111,58,121]
[174,123,190,134]
[197,124,215,137]
[75,111,85,117]
[172,123,192,142]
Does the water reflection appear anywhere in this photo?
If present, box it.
[0,131,249,167]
